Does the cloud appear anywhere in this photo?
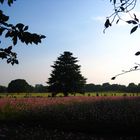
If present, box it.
[91,16,105,23]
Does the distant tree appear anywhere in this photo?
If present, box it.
[85,83,128,93]
[85,84,97,92]
[0,85,7,93]
[8,79,32,93]
[0,0,46,65]
[34,84,48,93]
[127,82,138,93]
[102,83,111,92]
[47,51,86,97]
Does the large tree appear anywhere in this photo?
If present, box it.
[47,51,86,97]
[0,0,45,65]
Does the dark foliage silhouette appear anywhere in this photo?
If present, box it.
[106,0,140,79]
[8,79,32,93]
[0,85,7,93]
[0,0,46,65]
[47,51,86,97]
[105,0,138,34]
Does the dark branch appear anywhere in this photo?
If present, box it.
[111,63,140,80]
[104,0,138,34]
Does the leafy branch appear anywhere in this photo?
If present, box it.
[111,63,140,80]
[112,51,140,79]
[105,0,140,80]
[0,0,46,65]
[104,0,138,34]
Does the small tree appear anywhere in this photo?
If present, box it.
[8,79,32,93]
[47,51,86,97]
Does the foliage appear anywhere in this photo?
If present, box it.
[0,85,7,93]
[34,84,48,93]
[2,80,140,94]
[7,79,32,93]
[105,0,138,34]
[105,0,140,79]
[47,51,86,96]
[0,0,46,65]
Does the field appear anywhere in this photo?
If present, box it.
[0,92,140,98]
[0,93,140,139]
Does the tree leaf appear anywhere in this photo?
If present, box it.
[14,59,19,64]
[24,26,28,31]
[40,35,46,39]
[4,46,12,53]
[116,19,119,24]
[126,20,137,24]
[13,36,17,45]
[130,26,138,34]
[0,28,5,35]
[104,19,111,28]
[111,77,116,80]
[16,23,24,31]
[8,0,13,6]
[134,14,139,22]
[113,0,116,4]
[120,6,125,11]
[0,0,4,4]
[7,58,11,63]
[135,51,140,56]
[5,31,11,38]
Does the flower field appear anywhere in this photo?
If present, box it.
[0,96,140,139]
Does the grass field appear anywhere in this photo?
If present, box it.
[0,92,140,98]
[0,94,140,139]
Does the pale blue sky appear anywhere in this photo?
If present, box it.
[1,0,140,86]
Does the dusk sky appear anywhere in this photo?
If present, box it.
[1,0,140,86]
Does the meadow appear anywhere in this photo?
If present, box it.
[0,93,140,139]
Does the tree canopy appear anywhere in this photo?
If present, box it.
[0,0,46,65]
[47,51,86,96]
[8,79,32,93]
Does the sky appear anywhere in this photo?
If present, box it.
[1,0,140,87]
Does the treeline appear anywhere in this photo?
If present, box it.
[85,83,140,93]
[0,79,48,93]
[1,80,140,93]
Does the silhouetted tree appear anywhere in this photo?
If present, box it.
[127,82,138,93]
[0,85,7,93]
[34,84,48,93]
[85,83,128,93]
[85,84,97,92]
[8,79,32,93]
[102,83,111,91]
[0,0,46,65]
[47,51,86,97]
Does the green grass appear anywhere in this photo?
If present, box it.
[0,92,140,98]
